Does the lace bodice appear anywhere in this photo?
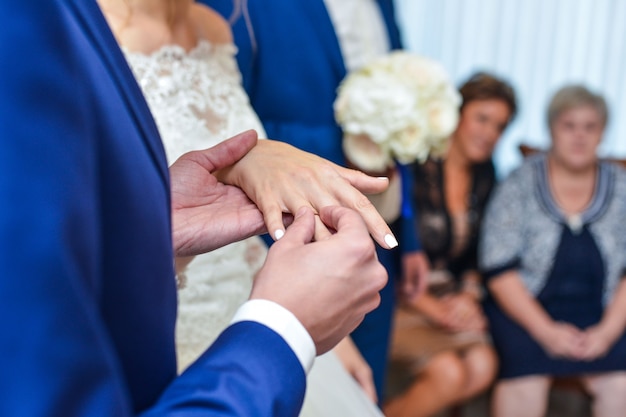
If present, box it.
[124,40,267,371]
[123,37,385,417]
[124,40,266,162]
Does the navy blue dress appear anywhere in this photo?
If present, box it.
[485,225,626,378]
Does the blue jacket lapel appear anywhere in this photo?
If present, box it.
[67,0,170,188]
[301,0,347,80]
[301,0,401,80]
[378,0,403,50]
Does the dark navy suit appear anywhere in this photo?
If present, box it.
[203,0,421,401]
[0,1,304,415]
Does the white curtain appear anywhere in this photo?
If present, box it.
[396,0,626,177]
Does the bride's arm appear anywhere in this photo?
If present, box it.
[170,128,396,260]
[216,135,397,249]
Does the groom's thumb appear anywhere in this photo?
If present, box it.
[198,129,258,172]
[277,207,315,247]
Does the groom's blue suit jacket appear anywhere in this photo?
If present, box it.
[0,1,304,415]
[203,0,420,401]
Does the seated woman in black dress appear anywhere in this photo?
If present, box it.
[480,85,626,417]
[385,72,517,417]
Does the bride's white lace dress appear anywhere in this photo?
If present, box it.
[124,40,382,417]
[124,41,267,371]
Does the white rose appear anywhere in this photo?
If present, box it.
[338,73,415,143]
[335,52,459,166]
[343,133,393,172]
[428,134,451,159]
[388,118,430,164]
[427,99,459,138]
[403,58,448,91]
[373,81,417,138]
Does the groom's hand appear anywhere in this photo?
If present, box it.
[170,130,267,257]
[250,206,387,354]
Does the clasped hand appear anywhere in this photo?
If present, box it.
[536,321,617,361]
[252,205,387,354]
[437,294,486,332]
[168,130,389,353]
[170,130,398,257]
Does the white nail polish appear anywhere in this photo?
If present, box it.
[384,234,398,249]
[377,177,389,180]
[274,229,285,240]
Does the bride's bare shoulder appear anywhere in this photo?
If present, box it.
[190,3,233,45]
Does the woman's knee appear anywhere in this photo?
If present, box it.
[465,344,498,390]
[423,351,468,393]
[582,372,626,398]
[492,376,551,417]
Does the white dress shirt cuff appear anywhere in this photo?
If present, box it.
[231,299,316,374]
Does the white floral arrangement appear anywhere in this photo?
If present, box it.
[334,51,461,172]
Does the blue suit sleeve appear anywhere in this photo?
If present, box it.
[143,322,306,416]
[0,2,136,415]
[0,2,305,416]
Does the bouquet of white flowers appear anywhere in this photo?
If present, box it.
[334,51,461,172]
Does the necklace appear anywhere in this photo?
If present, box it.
[547,157,596,234]
[566,213,584,234]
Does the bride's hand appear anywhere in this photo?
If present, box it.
[170,131,267,257]
[217,131,398,249]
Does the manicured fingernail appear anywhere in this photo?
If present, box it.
[377,177,388,180]
[384,234,398,249]
[274,229,285,240]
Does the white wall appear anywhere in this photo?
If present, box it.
[396,0,626,177]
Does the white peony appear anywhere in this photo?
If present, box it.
[335,51,460,172]
[336,72,416,144]
[388,118,429,164]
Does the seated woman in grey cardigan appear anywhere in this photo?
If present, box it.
[479,85,626,417]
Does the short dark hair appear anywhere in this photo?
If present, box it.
[458,72,517,122]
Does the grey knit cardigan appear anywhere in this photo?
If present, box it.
[479,154,626,305]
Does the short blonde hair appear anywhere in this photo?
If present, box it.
[547,85,608,128]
